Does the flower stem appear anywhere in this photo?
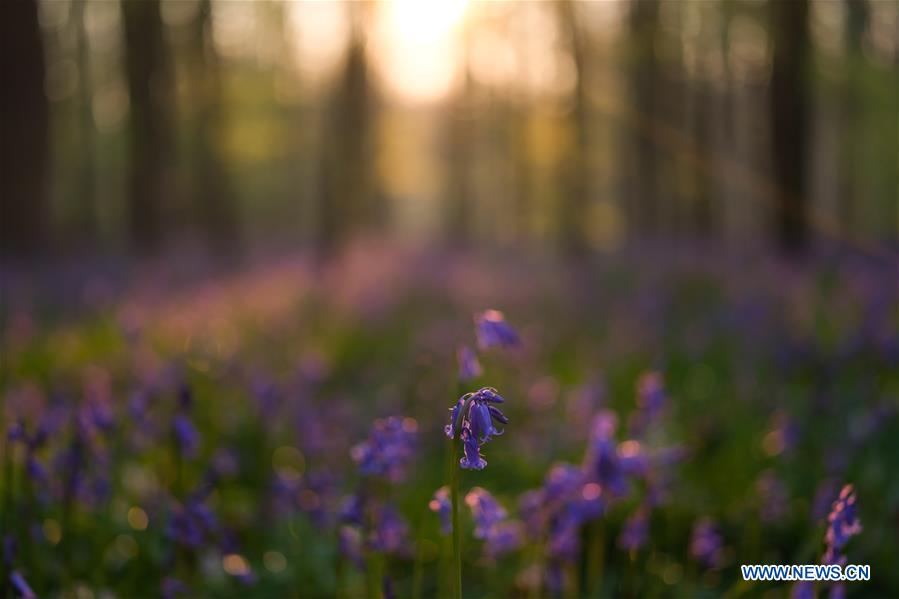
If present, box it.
[450,432,462,599]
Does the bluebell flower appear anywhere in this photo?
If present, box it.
[618,506,650,552]
[483,520,524,558]
[351,416,418,482]
[173,415,199,458]
[339,493,366,526]
[460,425,487,470]
[690,518,723,568]
[548,508,582,559]
[544,464,584,503]
[167,493,219,549]
[369,504,408,555]
[445,387,508,470]
[474,310,520,350]
[339,526,364,570]
[518,489,546,537]
[824,485,861,564]
[429,486,451,534]
[583,411,627,496]
[465,487,507,538]
[10,571,36,598]
[457,345,482,381]
[791,581,814,599]
[629,372,666,437]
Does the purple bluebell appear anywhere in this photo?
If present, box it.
[474,310,520,350]
[167,493,219,549]
[445,387,508,471]
[690,518,723,568]
[339,493,366,526]
[457,345,482,381]
[369,504,408,555]
[429,486,451,534]
[339,526,364,570]
[518,489,546,537]
[544,464,585,504]
[618,506,650,552]
[460,425,487,470]
[583,411,627,497]
[465,487,507,539]
[791,581,814,599]
[812,479,839,521]
[629,372,666,436]
[483,520,524,558]
[10,571,36,598]
[823,485,861,564]
[351,416,418,482]
[173,415,199,459]
[548,508,582,559]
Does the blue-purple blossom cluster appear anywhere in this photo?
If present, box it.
[429,486,451,534]
[445,387,509,471]
[465,487,523,558]
[794,484,862,599]
[351,416,418,481]
[474,310,520,350]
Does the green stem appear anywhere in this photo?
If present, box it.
[450,433,462,599]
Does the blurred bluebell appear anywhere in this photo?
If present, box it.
[474,310,520,350]
[351,416,418,482]
[583,411,627,496]
[428,486,451,535]
[369,504,408,555]
[173,415,199,459]
[823,484,861,564]
[9,571,36,599]
[465,487,507,539]
[445,387,508,470]
[483,520,524,558]
[690,518,723,568]
[618,506,650,552]
[457,345,482,381]
[339,526,364,570]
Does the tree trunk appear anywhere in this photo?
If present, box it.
[319,12,374,255]
[769,0,810,252]
[629,0,661,238]
[0,0,49,256]
[189,0,239,254]
[557,0,591,254]
[73,0,97,243]
[121,0,173,252]
[839,0,868,233]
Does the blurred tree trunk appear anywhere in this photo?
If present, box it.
[557,0,591,254]
[0,0,49,256]
[839,0,868,232]
[687,3,715,237]
[689,77,714,237]
[121,0,172,252]
[628,0,661,238]
[769,0,810,252]
[444,30,476,247]
[318,9,375,255]
[73,0,97,242]
[188,0,239,254]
